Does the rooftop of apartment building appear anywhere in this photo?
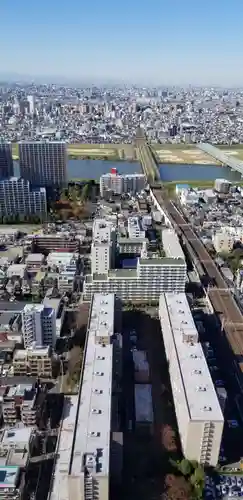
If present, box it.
[14,346,51,360]
[49,395,78,500]
[47,252,78,264]
[69,293,114,478]
[3,384,36,405]
[127,216,145,238]
[92,218,114,245]
[101,172,145,179]
[159,293,223,422]
[161,228,186,260]
[22,303,53,317]
[43,297,63,318]
[26,253,45,264]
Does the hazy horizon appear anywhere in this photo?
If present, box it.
[1,0,243,86]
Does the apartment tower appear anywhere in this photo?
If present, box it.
[19,141,67,187]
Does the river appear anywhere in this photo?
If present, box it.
[14,159,243,183]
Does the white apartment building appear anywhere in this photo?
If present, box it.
[13,346,53,378]
[91,219,115,275]
[0,177,47,218]
[84,222,186,302]
[127,216,145,239]
[159,293,224,466]
[100,171,146,197]
[22,304,56,348]
[68,293,115,500]
[212,227,243,253]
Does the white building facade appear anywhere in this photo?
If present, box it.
[159,293,224,466]
[22,304,56,348]
[100,172,146,197]
[84,221,187,302]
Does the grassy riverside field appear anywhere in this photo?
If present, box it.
[11,142,243,163]
[11,143,136,161]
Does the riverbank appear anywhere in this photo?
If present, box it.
[165,179,243,193]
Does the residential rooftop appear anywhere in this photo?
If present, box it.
[69,293,114,478]
[159,293,223,422]
[161,228,186,260]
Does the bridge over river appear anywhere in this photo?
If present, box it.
[197,143,243,176]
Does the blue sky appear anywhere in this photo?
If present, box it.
[1,0,243,85]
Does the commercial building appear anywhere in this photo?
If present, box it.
[19,141,67,187]
[68,293,115,500]
[0,177,47,218]
[100,170,146,197]
[84,222,186,302]
[13,346,53,378]
[159,293,224,466]
[22,304,56,348]
[0,143,14,179]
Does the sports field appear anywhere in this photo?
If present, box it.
[153,146,221,165]
[218,145,243,161]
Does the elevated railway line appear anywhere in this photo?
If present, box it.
[135,128,160,182]
[152,186,243,379]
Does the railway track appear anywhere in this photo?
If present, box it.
[152,187,243,374]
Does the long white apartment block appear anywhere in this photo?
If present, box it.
[68,293,115,500]
[100,171,146,197]
[84,222,186,302]
[159,293,224,466]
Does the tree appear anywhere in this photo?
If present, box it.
[179,458,192,476]
[193,465,205,485]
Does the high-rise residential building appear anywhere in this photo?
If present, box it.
[19,141,67,187]
[27,95,35,115]
[0,143,14,179]
[91,219,116,275]
[0,177,47,218]
[100,169,146,197]
[84,220,187,301]
[22,304,56,348]
[159,293,224,466]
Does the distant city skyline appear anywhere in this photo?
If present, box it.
[1,0,243,85]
